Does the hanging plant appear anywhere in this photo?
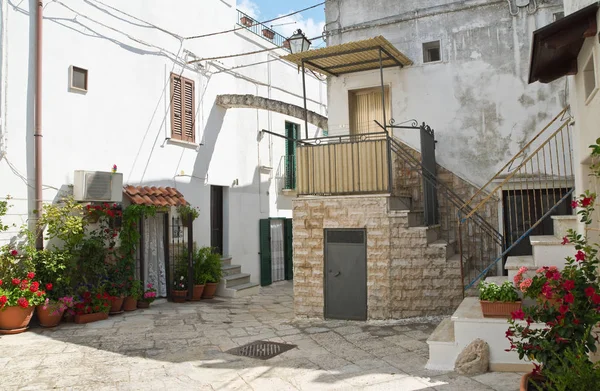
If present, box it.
[176,204,200,222]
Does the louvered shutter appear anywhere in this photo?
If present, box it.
[183,78,195,143]
[171,74,183,140]
[170,73,195,143]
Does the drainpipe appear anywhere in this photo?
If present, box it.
[34,1,43,250]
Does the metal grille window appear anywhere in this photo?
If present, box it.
[170,73,196,143]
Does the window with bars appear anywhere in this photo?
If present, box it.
[170,73,196,143]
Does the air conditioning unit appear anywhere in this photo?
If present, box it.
[73,170,123,202]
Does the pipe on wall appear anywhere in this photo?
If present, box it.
[34,0,43,249]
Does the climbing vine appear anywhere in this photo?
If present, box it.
[118,205,157,274]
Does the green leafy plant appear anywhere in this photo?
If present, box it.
[39,197,87,253]
[193,247,212,285]
[176,204,199,222]
[129,279,143,300]
[118,205,156,282]
[33,249,74,301]
[479,280,519,302]
[204,249,223,284]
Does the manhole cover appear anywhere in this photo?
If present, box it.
[226,341,296,360]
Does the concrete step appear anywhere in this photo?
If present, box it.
[222,264,241,276]
[551,215,578,239]
[223,273,251,288]
[505,255,535,286]
[216,282,260,298]
[221,256,232,266]
[434,240,457,260]
[530,235,575,270]
[426,318,457,371]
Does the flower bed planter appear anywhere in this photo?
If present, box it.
[520,372,546,391]
[480,300,522,318]
[36,305,65,328]
[240,16,254,27]
[109,297,125,314]
[262,29,275,39]
[123,296,137,311]
[192,285,205,301]
[137,301,149,309]
[0,306,35,334]
[171,290,187,303]
[202,283,218,299]
[74,312,108,324]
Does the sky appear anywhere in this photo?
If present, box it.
[237,0,326,47]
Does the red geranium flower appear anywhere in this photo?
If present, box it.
[559,305,569,314]
[29,284,38,293]
[17,297,29,308]
[511,309,525,320]
[0,279,3,286]
[0,296,7,305]
[36,291,43,297]
[45,283,52,291]
[83,292,91,299]
[571,200,579,208]
[575,251,586,262]
[26,272,35,279]
[11,278,20,285]
[592,294,600,305]
[10,249,18,256]
[582,197,593,207]
[563,292,574,304]
[551,272,561,280]
[563,280,575,291]
[585,287,596,297]
[562,236,569,245]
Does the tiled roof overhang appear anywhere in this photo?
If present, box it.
[123,186,187,207]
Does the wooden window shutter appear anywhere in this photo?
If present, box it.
[170,73,195,143]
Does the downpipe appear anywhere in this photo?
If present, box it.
[34,1,43,249]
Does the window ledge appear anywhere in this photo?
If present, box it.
[282,188,298,197]
[166,138,199,149]
[423,60,443,66]
[585,87,599,106]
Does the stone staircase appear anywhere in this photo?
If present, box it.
[426,214,578,372]
[216,256,260,298]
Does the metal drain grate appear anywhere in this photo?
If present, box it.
[226,340,296,360]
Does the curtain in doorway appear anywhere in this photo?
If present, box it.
[270,220,285,282]
[143,215,168,297]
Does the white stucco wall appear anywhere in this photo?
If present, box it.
[0,0,326,284]
[325,0,566,186]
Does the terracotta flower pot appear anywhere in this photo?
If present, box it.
[480,300,522,318]
[0,306,35,334]
[36,305,65,328]
[137,301,150,309]
[123,296,137,311]
[109,297,125,314]
[520,372,545,391]
[192,284,205,301]
[171,289,187,303]
[202,282,218,299]
[74,312,108,324]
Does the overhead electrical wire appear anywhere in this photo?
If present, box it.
[185,1,327,40]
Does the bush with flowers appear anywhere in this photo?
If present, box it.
[0,272,47,309]
[507,192,600,381]
[141,283,157,303]
[73,284,112,315]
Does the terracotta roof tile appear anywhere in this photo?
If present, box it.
[123,186,187,207]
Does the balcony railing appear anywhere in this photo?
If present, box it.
[296,133,392,196]
[236,10,291,52]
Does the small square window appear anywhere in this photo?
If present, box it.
[553,12,564,21]
[69,66,88,92]
[423,41,441,63]
[583,54,597,101]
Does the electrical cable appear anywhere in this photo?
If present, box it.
[185,1,327,40]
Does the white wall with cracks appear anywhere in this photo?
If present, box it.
[0,0,326,283]
[325,0,566,186]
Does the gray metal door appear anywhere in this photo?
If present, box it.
[420,124,439,226]
[324,229,367,320]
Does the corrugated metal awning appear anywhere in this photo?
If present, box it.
[529,2,599,84]
[280,36,412,76]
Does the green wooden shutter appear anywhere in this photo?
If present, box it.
[285,122,298,189]
[284,218,293,280]
[259,219,272,286]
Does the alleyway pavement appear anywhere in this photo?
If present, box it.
[0,281,523,390]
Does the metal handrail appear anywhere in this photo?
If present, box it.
[460,107,570,210]
[236,10,291,51]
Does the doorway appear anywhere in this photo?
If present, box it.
[138,213,169,297]
[324,229,367,320]
[211,186,224,255]
[503,188,573,264]
[259,218,293,286]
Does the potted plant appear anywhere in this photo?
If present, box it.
[240,15,254,27]
[39,296,75,328]
[192,247,212,301]
[262,28,275,39]
[33,249,74,327]
[124,280,142,311]
[176,204,199,224]
[138,283,157,308]
[507,192,600,390]
[0,272,47,334]
[478,280,521,318]
[73,284,112,324]
[171,274,188,303]
[202,250,222,299]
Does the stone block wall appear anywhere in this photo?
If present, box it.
[293,195,463,320]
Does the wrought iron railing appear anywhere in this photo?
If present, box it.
[275,155,297,191]
[296,132,392,196]
[458,107,574,290]
[236,10,291,51]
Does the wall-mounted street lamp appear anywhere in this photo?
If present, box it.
[288,29,312,54]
